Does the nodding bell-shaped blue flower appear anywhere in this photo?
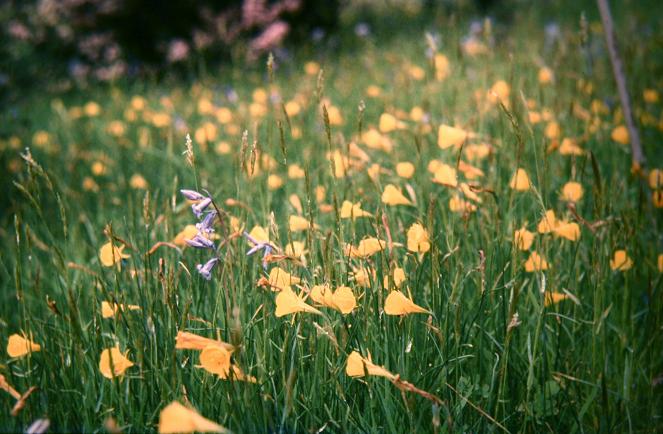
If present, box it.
[191,197,212,218]
[196,257,219,280]
[196,211,217,235]
[185,234,215,249]
[243,231,274,270]
[180,189,206,201]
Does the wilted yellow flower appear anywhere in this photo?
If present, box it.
[248,225,269,244]
[610,250,633,271]
[158,401,228,434]
[7,334,41,358]
[384,291,429,315]
[99,346,134,379]
[524,251,549,272]
[99,242,130,267]
[382,184,412,206]
[406,223,430,253]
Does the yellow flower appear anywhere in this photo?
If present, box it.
[559,138,584,156]
[561,181,584,202]
[524,251,549,272]
[379,113,406,133]
[275,288,321,317]
[509,168,531,191]
[198,345,256,383]
[610,250,633,271]
[99,242,130,267]
[611,125,629,145]
[384,291,429,315]
[487,80,510,105]
[289,215,316,232]
[406,223,430,253]
[346,351,396,379]
[7,334,41,358]
[172,225,199,246]
[174,331,234,352]
[545,121,561,140]
[310,285,356,314]
[383,267,406,289]
[101,301,140,318]
[544,292,570,307]
[129,174,148,190]
[158,401,228,434]
[437,125,468,149]
[538,67,554,84]
[346,238,386,259]
[99,346,134,379]
[648,169,663,189]
[268,267,301,291]
[288,164,305,179]
[340,201,372,219]
[434,54,450,81]
[449,195,477,213]
[431,164,458,187]
[514,227,534,250]
[643,89,659,103]
[381,184,412,206]
[396,162,415,178]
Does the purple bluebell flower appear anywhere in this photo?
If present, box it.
[196,257,219,280]
[191,197,212,218]
[243,231,274,270]
[180,189,206,201]
[186,234,215,249]
[196,211,217,235]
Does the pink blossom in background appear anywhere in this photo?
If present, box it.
[167,39,190,63]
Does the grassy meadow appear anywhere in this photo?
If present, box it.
[1,3,662,433]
